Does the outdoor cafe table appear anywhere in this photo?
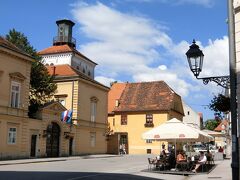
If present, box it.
[175,161,196,171]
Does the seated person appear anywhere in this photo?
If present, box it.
[176,150,186,163]
[192,151,207,173]
[161,149,167,159]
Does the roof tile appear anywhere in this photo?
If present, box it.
[109,81,181,113]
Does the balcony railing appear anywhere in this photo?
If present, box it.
[53,36,76,47]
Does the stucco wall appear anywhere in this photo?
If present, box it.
[108,113,170,154]
[0,51,31,115]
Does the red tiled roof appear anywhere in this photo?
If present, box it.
[108,83,126,113]
[46,64,78,76]
[109,81,183,113]
[38,45,97,65]
[214,120,229,131]
[46,64,109,90]
[38,44,73,55]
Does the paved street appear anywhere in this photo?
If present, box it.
[0,155,231,180]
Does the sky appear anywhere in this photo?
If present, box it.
[0,0,229,120]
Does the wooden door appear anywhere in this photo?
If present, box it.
[46,123,60,157]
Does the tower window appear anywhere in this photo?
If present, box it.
[187,111,190,115]
[88,71,91,76]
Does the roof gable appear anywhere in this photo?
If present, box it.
[40,101,67,112]
[108,83,126,113]
[214,120,229,131]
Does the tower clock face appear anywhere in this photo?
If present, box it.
[60,27,64,32]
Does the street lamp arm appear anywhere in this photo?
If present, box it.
[196,75,230,89]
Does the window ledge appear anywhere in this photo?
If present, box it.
[144,123,154,127]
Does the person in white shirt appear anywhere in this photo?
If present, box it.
[192,151,207,173]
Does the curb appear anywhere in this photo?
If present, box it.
[0,159,67,166]
[0,155,121,166]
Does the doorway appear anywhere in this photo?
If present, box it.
[69,138,73,156]
[120,134,128,154]
[46,123,60,157]
[30,134,37,157]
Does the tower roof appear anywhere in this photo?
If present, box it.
[38,44,97,65]
[56,19,75,26]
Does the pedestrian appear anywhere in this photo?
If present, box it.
[122,144,126,154]
[119,144,123,155]
[218,146,224,153]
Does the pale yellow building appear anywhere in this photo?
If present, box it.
[107,81,184,155]
[0,36,77,159]
[38,19,109,155]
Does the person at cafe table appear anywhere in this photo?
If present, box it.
[176,150,186,162]
[192,151,207,173]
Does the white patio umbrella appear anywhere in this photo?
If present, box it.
[186,124,214,142]
[142,118,213,156]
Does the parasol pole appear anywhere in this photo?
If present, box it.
[175,139,176,157]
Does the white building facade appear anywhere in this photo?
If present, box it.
[182,102,202,129]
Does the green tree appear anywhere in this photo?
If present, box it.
[204,119,221,131]
[6,29,57,117]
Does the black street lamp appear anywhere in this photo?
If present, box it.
[186,33,239,180]
[186,40,230,89]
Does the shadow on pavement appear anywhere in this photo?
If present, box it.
[0,171,163,180]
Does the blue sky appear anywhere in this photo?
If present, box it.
[0,0,229,120]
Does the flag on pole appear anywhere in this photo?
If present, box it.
[61,110,72,124]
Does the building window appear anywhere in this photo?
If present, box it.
[121,115,127,125]
[113,118,115,126]
[147,149,151,154]
[187,111,190,115]
[145,114,154,127]
[146,139,152,143]
[90,132,96,147]
[10,81,21,108]
[91,101,97,122]
[8,127,17,144]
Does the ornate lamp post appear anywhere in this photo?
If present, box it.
[186,1,239,179]
[186,40,230,88]
[186,38,238,179]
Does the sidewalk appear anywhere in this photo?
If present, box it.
[0,154,120,166]
[188,159,231,180]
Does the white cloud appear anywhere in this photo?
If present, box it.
[158,65,167,70]
[71,2,228,98]
[95,76,117,87]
